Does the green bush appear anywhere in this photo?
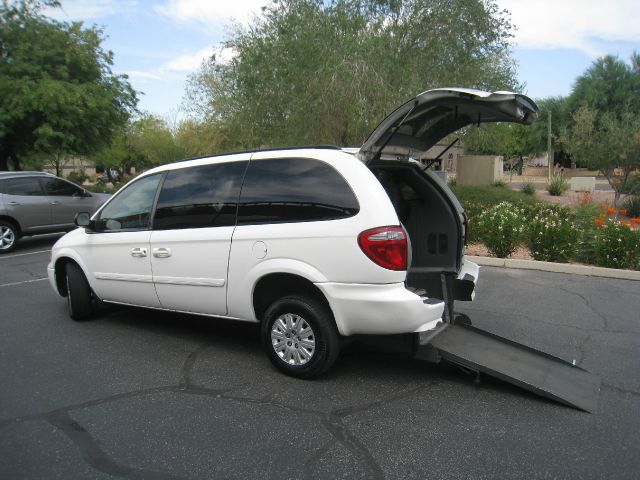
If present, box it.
[452,185,538,209]
[447,176,457,187]
[475,202,525,258]
[84,183,116,194]
[572,203,600,264]
[492,179,507,187]
[547,174,569,196]
[527,207,578,262]
[67,170,88,185]
[622,195,640,218]
[593,220,640,270]
[520,181,536,195]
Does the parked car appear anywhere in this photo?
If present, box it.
[47,88,538,377]
[0,171,110,253]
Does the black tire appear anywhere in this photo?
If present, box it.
[65,263,93,321]
[261,295,340,379]
[0,220,19,254]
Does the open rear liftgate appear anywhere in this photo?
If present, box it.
[413,278,601,413]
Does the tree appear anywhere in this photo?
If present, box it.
[0,0,137,171]
[527,96,570,156]
[568,54,640,118]
[185,0,519,151]
[563,53,640,205]
[565,107,640,205]
[127,115,184,166]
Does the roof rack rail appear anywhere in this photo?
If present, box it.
[176,145,341,163]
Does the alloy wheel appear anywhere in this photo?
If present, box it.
[270,313,316,366]
[0,225,16,251]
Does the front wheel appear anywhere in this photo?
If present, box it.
[261,295,340,379]
[65,263,94,321]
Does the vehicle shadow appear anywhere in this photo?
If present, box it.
[94,304,556,409]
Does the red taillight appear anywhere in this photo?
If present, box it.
[358,226,407,271]
[463,211,469,246]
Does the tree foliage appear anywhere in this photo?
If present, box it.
[563,53,640,205]
[0,0,137,170]
[527,96,570,155]
[185,0,519,152]
[568,54,640,119]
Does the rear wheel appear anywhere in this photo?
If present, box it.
[261,295,340,379]
[0,221,18,254]
[65,263,93,321]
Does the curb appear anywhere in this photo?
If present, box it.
[466,255,640,281]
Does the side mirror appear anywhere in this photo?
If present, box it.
[74,212,92,229]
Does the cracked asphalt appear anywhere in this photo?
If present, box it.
[1,235,639,479]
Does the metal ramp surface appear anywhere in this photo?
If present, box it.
[416,323,601,412]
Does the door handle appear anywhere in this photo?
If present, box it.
[7,201,19,206]
[50,201,60,205]
[131,247,148,258]
[152,247,172,258]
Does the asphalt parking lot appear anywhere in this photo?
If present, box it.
[1,236,639,479]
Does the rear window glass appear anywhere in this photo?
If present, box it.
[0,177,45,196]
[154,161,247,230]
[237,158,359,224]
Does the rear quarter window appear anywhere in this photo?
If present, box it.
[0,177,45,196]
[237,157,359,224]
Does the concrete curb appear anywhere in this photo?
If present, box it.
[467,255,640,281]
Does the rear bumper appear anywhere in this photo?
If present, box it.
[316,282,444,336]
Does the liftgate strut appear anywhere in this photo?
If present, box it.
[415,278,601,412]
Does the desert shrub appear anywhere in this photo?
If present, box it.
[527,208,578,262]
[475,202,525,258]
[618,173,640,195]
[67,170,88,185]
[593,220,640,270]
[622,195,640,217]
[520,181,536,195]
[547,174,569,196]
[84,183,115,194]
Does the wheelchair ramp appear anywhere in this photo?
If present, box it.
[416,323,601,412]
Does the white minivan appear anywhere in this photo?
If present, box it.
[48,88,538,378]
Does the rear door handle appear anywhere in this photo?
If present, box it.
[152,247,172,258]
[7,201,19,206]
[131,247,148,258]
[50,201,60,205]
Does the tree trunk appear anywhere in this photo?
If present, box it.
[10,153,21,171]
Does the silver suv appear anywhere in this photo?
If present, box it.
[0,171,110,253]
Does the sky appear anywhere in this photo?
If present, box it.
[45,0,640,120]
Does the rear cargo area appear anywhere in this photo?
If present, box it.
[371,162,462,300]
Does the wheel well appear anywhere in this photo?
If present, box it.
[54,257,74,297]
[0,216,21,236]
[253,273,332,322]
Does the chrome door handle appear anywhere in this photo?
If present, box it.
[152,247,171,258]
[50,201,60,205]
[131,247,148,257]
[7,201,19,206]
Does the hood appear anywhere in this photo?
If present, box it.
[358,88,539,163]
